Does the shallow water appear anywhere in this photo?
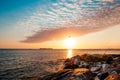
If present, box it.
[0,49,120,79]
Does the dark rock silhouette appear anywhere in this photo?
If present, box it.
[104,74,120,80]
[42,68,94,80]
[63,55,81,69]
[42,54,120,80]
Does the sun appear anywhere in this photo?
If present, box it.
[63,37,76,49]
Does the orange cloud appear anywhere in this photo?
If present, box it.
[21,6,120,43]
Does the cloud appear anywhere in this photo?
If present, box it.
[20,0,120,43]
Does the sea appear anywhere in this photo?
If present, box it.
[0,49,120,80]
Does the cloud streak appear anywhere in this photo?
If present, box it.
[20,0,120,43]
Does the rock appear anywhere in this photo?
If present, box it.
[102,64,110,72]
[79,61,89,68]
[72,68,93,80]
[90,67,101,72]
[107,68,120,75]
[42,54,120,80]
[72,55,81,65]
[117,64,120,69]
[42,69,73,80]
[63,55,81,69]
[104,74,120,80]
[110,71,118,74]
[95,72,109,80]
[42,68,94,80]
[93,62,102,67]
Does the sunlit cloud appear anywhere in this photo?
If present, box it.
[19,0,120,43]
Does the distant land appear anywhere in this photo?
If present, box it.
[0,48,120,51]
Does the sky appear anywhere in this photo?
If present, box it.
[0,0,120,49]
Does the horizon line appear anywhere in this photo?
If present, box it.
[0,48,120,50]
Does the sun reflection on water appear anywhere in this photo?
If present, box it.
[66,49,73,58]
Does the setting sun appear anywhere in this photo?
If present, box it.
[63,37,76,49]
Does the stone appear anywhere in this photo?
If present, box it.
[104,74,120,80]
[63,55,81,69]
[102,64,110,72]
[90,67,101,72]
[42,68,94,80]
[79,61,89,68]
[95,72,109,80]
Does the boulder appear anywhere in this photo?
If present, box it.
[104,74,120,80]
[102,64,110,72]
[42,68,94,80]
[79,61,89,68]
[95,72,109,80]
[63,55,81,69]
[90,67,101,72]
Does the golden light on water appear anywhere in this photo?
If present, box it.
[66,49,73,58]
[63,37,75,58]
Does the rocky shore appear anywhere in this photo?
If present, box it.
[42,54,120,80]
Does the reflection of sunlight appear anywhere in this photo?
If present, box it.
[66,49,73,58]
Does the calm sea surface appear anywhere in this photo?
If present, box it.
[0,49,120,79]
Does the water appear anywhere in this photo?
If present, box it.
[0,49,120,79]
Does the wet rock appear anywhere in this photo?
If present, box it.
[117,64,120,69]
[63,55,81,69]
[42,69,73,80]
[90,67,101,73]
[42,68,94,80]
[79,61,89,68]
[102,64,110,72]
[95,72,109,80]
[72,68,93,80]
[42,54,120,80]
[104,74,120,80]
[63,55,90,69]
[107,68,120,75]
[110,70,118,74]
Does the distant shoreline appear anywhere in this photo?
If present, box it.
[0,48,120,51]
